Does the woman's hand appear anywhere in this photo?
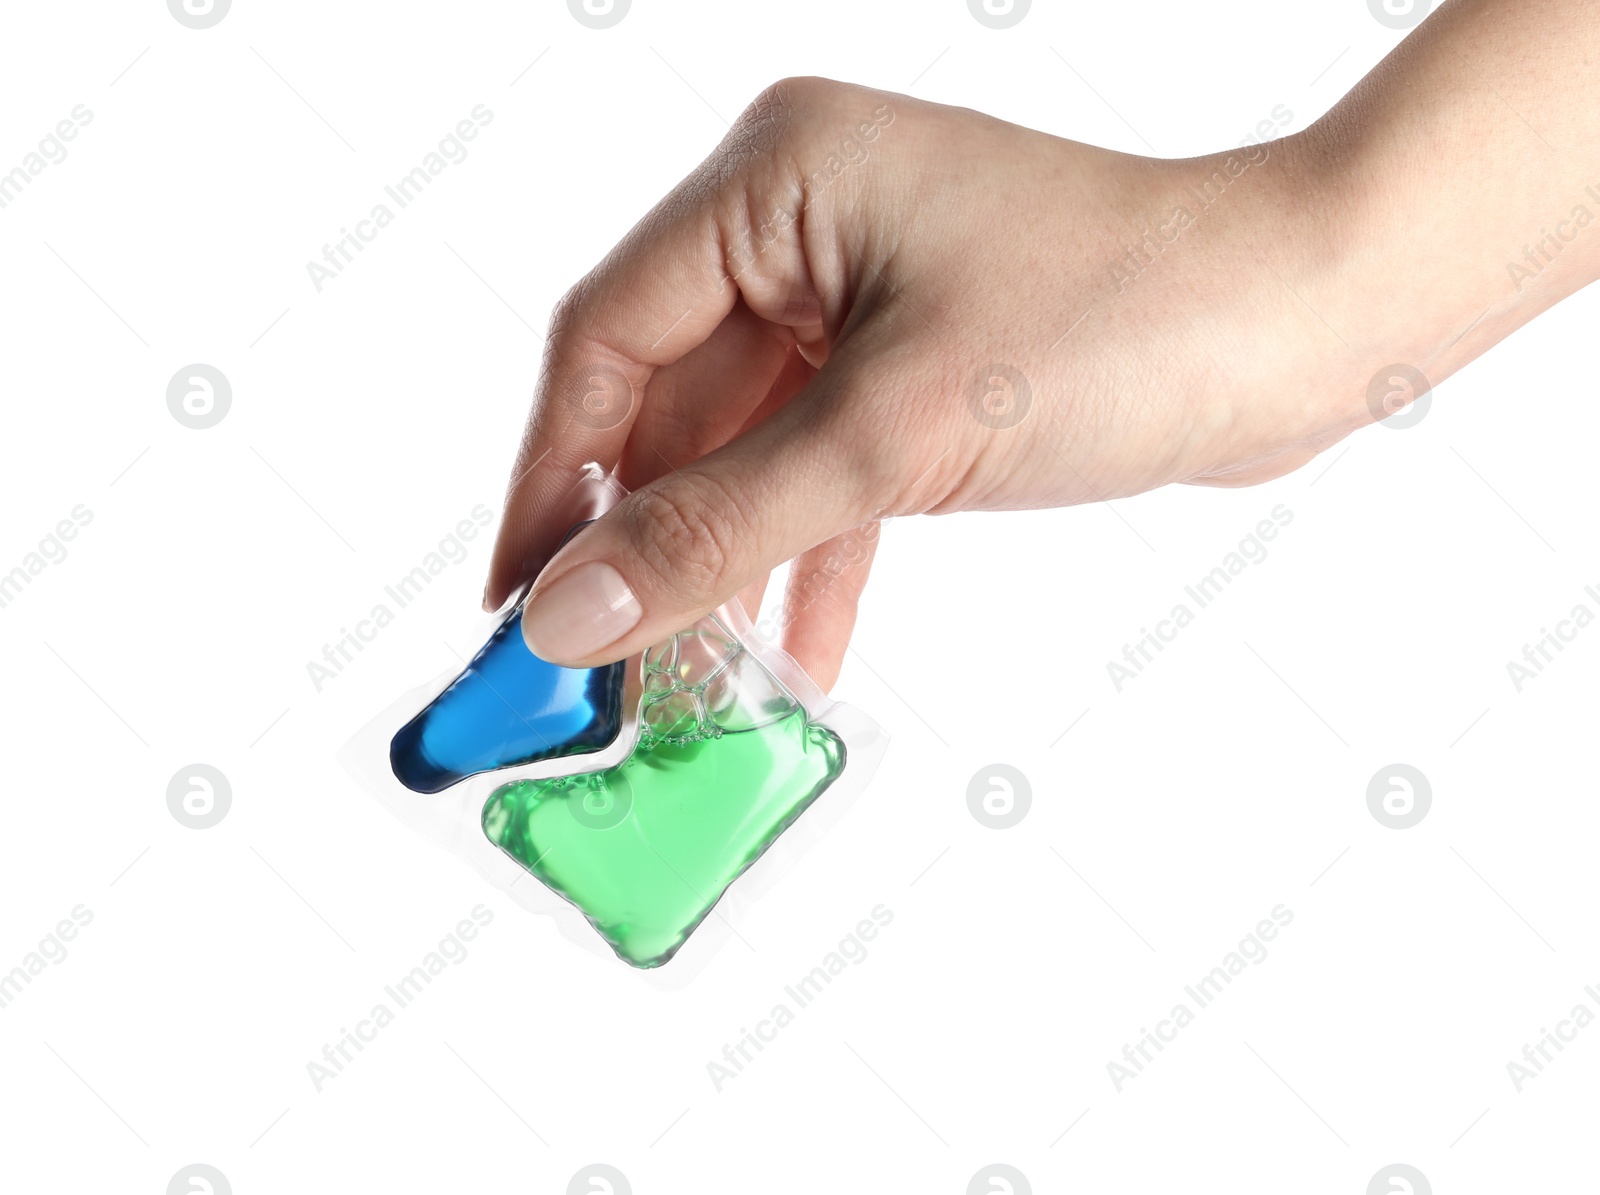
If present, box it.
[483,0,1600,688]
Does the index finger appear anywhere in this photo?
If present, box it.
[481,190,736,610]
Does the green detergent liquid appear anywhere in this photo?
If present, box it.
[482,623,846,968]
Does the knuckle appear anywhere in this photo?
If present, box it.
[545,277,593,344]
[718,86,792,171]
[737,80,799,130]
[626,481,739,594]
[731,77,855,151]
[741,77,825,125]
[767,75,856,113]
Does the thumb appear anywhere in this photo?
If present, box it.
[518,377,872,668]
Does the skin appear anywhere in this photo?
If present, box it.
[483,0,1600,690]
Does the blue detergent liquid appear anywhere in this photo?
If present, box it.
[389,594,625,793]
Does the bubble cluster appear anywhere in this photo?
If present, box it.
[640,621,796,745]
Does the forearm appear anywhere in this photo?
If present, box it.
[1284,0,1600,382]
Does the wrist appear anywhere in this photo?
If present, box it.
[1270,3,1600,388]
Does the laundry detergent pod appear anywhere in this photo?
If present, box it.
[389,588,626,793]
[482,612,848,967]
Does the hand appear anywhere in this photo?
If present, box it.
[484,0,1600,688]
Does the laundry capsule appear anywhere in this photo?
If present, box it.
[389,588,626,794]
[351,462,886,973]
[482,613,847,968]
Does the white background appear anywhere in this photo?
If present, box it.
[2,1,1595,1191]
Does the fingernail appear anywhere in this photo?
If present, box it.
[520,561,642,661]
